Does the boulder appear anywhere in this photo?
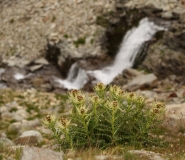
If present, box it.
[163,103,185,133]
[125,73,157,91]
[15,130,43,146]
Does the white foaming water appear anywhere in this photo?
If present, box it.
[56,18,167,89]
[14,73,25,80]
[88,18,167,84]
[55,63,89,90]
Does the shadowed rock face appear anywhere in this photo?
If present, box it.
[138,15,185,84]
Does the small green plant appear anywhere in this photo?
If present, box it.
[73,37,86,48]
[43,83,165,150]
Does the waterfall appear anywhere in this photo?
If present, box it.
[55,63,89,90]
[56,18,167,89]
[88,18,167,84]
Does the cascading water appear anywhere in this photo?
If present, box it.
[55,62,89,90]
[56,18,168,89]
[88,18,167,84]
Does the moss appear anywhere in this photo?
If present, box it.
[6,129,19,140]
[155,31,165,40]
[0,122,9,130]
[55,94,68,101]
[64,34,69,39]
[9,119,16,123]
[90,38,94,44]
[74,37,86,48]
[9,107,18,112]
[96,15,109,28]
[51,15,56,22]
[9,19,14,24]
[22,102,39,113]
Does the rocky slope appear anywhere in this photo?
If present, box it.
[0,0,115,67]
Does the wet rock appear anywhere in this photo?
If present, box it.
[163,103,185,133]
[20,147,64,160]
[1,67,27,82]
[15,130,43,146]
[126,73,157,91]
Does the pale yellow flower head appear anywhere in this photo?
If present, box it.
[57,117,71,130]
[43,114,56,125]
[68,89,86,105]
[93,83,106,92]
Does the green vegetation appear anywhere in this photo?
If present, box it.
[74,37,86,48]
[51,15,56,22]
[0,142,22,160]
[96,15,109,27]
[43,83,165,150]
[64,147,141,160]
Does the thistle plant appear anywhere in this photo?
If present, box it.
[43,83,165,150]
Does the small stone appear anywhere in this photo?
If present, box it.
[1,112,14,121]
[94,155,109,160]
[32,77,44,87]
[161,11,173,19]
[15,109,29,119]
[0,137,15,147]
[34,58,49,65]
[77,0,83,4]
[20,147,64,160]
[29,64,43,72]
[0,68,5,78]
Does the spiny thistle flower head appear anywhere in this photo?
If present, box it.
[69,89,79,98]
[107,100,119,110]
[126,92,137,103]
[43,114,56,125]
[93,82,106,92]
[57,117,71,129]
[90,95,103,104]
[109,85,124,98]
[77,106,88,116]
[154,101,165,109]
[68,89,85,105]
[151,101,165,115]
[135,95,145,105]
